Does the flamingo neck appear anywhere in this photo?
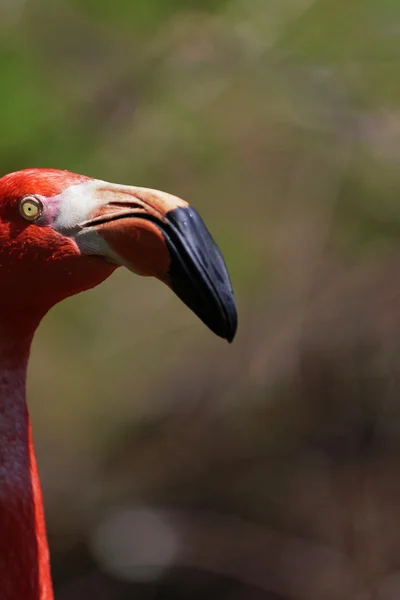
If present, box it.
[0,325,53,600]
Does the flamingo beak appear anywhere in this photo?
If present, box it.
[73,184,237,342]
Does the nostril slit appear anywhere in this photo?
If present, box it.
[107,201,143,210]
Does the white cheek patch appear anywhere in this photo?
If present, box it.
[52,179,107,235]
[51,178,123,263]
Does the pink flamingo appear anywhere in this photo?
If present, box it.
[0,168,236,599]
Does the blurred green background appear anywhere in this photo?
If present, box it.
[3,0,400,597]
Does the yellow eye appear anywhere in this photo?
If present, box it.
[19,196,43,222]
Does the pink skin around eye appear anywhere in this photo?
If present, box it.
[31,196,59,227]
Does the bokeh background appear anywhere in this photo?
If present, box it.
[2,0,400,598]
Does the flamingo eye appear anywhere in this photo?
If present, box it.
[19,196,43,222]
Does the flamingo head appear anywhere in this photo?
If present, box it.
[0,169,237,341]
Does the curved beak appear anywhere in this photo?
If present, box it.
[69,182,237,342]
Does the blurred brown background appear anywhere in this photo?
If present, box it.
[3,0,400,598]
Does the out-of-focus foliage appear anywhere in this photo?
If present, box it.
[2,0,400,597]
[71,0,229,29]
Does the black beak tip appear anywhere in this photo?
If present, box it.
[226,304,237,344]
[161,206,238,343]
[219,297,238,343]
[206,304,237,342]
[184,284,238,343]
[227,314,237,343]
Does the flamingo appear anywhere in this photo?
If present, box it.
[0,168,237,600]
